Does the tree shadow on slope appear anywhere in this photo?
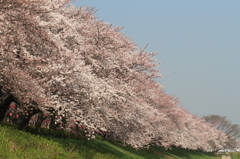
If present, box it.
[151,146,219,159]
[43,137,144,159]
[43,135,171,159]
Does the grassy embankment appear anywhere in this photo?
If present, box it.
[0,124,222,159]
[231,153,240,159]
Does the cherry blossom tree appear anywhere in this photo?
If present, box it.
[0,0,73,128]
[0,0,228,149]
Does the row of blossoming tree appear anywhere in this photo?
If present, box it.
[0,0,228,150]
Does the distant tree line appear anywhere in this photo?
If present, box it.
[203,115,240,151]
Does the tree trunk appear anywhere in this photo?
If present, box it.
[49,112,56,129]
[18,108,41,130]
[35,112,45,128]
[0,94,14,122]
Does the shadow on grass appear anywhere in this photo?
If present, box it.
[43,136,138,159]
[42,136,169,159]
[151,146,219,159]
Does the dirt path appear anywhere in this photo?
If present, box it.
[221,155,231,159]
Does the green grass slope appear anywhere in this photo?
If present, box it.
[0,124,221,159]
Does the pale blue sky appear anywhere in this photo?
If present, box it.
[72,0,240,125]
